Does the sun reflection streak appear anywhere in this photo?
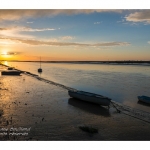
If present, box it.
[3,61,8,65]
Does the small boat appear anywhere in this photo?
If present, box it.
[68,90,111,106]
[38,57,42,73]
[1,70,21,75]
[138,96,150,104]
[38,68,42,72]
[8,67,14,70]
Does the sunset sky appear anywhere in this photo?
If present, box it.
[0,9,150,61]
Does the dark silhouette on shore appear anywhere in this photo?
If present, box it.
[1,60,150,64]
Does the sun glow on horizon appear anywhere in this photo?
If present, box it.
[1,51,8,55]
[1,51,12,60]
[0,10,150,61]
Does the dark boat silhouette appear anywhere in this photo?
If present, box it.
[138,96,150,105]
[38,57,42,73]
[1,70,21,75]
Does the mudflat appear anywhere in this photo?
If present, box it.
[0,73,150,141]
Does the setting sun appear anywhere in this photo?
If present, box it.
[1,51,8,55]
[1,51,12,60]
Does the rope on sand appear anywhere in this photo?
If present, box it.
[110,101,121,113]
[111,101,150,123]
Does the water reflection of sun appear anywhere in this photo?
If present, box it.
[3,61,8,65]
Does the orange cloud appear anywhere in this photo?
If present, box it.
[0,26,55,32]
[60,36,75,41]
[0,36,130,47]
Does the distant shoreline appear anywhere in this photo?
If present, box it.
[1,60,150,65]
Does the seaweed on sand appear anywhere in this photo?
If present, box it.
[79,125,98,134]
[0,110,3,117]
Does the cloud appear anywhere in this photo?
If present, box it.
[0,26,55,32]
[0,39,16,45]
[0,26,55,39]
[0,36,130,47]
[91,42,130,46]
[1,52,21,55]
[0,9,123,21]
[27,22,33,24]
[148,41,150,44]
[60,36,75,41]
[125,10,150,23]
[94,22,102,24]
[19,27,55,32]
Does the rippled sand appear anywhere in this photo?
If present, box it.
[0,72,150,140]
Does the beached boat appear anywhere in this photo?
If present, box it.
[1,71,21,75]
[138,96,150,104]
[68,90,111,106]
[8,67,14,70]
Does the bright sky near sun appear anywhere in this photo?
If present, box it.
[0,9,150,61]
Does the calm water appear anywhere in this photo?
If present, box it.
[4,61,150,112]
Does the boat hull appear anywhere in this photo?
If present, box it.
[138,96,150,104]
[68,90,111,106]
[38,68,42,72]
[1,71,21,75]
[8,67,14,70]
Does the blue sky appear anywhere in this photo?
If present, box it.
[0,9,150,61]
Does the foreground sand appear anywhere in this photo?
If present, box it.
[0,69,150,140]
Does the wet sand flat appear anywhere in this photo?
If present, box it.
[0,73,150,141]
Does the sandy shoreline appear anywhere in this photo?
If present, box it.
[0,65,150,141]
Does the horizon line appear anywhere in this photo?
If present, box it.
[1,60,150,63]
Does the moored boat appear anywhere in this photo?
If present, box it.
[1,71,21,75]
[38,57,42,73]
[38,68,42,73]
[68,90,111,106]
[138,96,150,104]
[8,67,14,70]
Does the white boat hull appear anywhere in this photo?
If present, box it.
[68,90,111,106]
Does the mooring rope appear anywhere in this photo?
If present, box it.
[23,71,77,91]
[110,101,121,113]
[111,101,150,123]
